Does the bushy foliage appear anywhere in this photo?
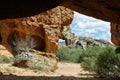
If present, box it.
[56,46,83,63]
[78,46,103,63]
[96,47,120,78]
[81,57,96,72]
[80,46,103,71]
[56,46,104,63]
[56,47,70,61]
[81,46,120,79]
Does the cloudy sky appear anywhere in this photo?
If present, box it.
[70,12,111,42]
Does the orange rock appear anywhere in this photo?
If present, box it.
[0,6,73,56]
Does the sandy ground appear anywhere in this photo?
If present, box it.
[0,62,91,76]
[0,62,112,80]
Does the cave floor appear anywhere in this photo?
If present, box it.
[0,62,113,80]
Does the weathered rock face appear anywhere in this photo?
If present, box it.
[111,23,120,46]
[0,6,73,70]
[0,6,73,55]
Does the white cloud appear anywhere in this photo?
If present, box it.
[70,12,111,42]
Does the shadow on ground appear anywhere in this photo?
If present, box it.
[0,74,114,80]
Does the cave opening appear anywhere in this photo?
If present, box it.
[7,31,46,55]
[31,35,45,52]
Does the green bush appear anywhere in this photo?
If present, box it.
[81,57,96,72]
[78,46,103,63]
[56,47,83,63]
[56,47,70,62]
[96,47,120,78]
[56,46,103,63]
[81,46,120,79]
[69,48,83,62]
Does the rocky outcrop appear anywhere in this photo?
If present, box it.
[0,6,73,70]
[111,23,120,46]
[60,25,113,49]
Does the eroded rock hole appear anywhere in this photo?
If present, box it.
[7,31,45,55]
[31,35,45,52]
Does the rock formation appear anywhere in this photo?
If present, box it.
[60,25,113,49]
[0,6,73,70]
